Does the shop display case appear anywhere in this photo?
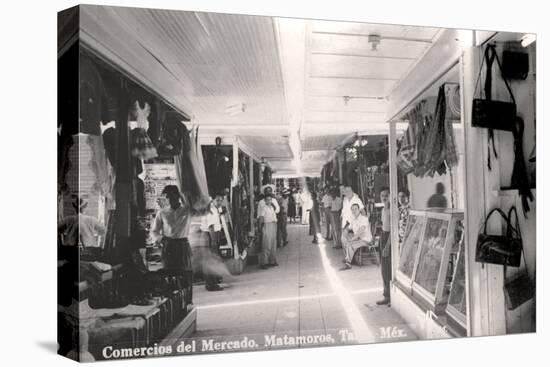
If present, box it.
[396,209,464,314]
[445,230,467,335]
[396,211,427,292]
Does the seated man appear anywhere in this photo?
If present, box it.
[340,203,372,270]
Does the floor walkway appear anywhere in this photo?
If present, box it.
[188,223,417,353]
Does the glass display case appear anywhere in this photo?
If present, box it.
[445,229,467,335]
[396,209,464,314]
[396,213,427,291]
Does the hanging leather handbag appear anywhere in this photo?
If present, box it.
[503,206,534,310]
[475,207,522,267]
[471,45,517,132]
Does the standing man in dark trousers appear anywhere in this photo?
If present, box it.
[321,187,333,240]
[277,188,290,247]
[377,187,392,306]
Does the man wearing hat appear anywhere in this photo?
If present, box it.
[277,188,290,248]
[257,184,280,218]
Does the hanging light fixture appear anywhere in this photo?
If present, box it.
[368,34,381,51]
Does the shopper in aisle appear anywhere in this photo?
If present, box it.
[340,203,372,270]
[300,188,312,225]
[377,187,392,306]
[321,187,333,240]
[330,187,343,248]
[309,191,322,244]
[288,188,297,223]
[258,193,278,269]
[150,185,194,303]
[199,193,225,292]
[277,188,289,247]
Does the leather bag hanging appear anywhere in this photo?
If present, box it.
[475,207,522,267]
[503,206,534,310]
[472,45,517,131]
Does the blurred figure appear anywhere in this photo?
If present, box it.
[309,191,322,244]
[427,182,448,208]
[58,196,105,248]
[300,188,312,225]
[288,188,297,223]
[199,193,225,291]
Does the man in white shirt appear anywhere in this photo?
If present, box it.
[257,184,280,219]
[341,186,365,230]
[200,193,225,291]
[300,189,312,225]
[150,185,193,302]
[340,204,372,270]
[258,194,279,269]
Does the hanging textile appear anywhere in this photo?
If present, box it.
[86,134,116,203]
[173,121,210,211]
[396,85,459,178]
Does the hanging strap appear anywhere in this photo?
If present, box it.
[484,46,498,169]
[474,45,518,171]
[482,207,508,235]
[503,206,528,279]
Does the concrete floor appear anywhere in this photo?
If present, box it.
[187,223,417,353]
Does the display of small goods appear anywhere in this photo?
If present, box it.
[143,163,178,245]
[446,230,467,335]
[396,209,464,314]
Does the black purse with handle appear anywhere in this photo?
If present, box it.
[503,206,534,310]
[475,207,522,267]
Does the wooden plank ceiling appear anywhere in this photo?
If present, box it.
[83,6,441,177]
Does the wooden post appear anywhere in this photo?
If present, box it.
[249,155,254,235]
[462,45,506,336]
[388,122,399,280]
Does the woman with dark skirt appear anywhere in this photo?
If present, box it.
[309,191,322,244]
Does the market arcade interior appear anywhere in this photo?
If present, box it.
[58,5,536,361]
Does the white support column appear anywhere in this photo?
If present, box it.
[462,45,506,336]
[388,121,400,279]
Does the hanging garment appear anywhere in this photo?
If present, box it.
[158,112,187,156]
[80,56,107,136]
[129,101,157,160]
[174,125,210,211]
[86,134,116,202]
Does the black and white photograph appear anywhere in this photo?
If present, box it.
[4,0,547,366]
[54,2,539,362]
